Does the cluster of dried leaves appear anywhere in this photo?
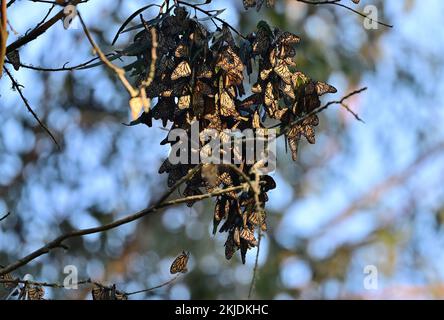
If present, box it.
[122,5,336,263]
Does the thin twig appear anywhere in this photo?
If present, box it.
[77,12,138,98]
[6,0,83,54]
[277,87,368,138]
[0,274,182,297]
[0,277,91,289]
[0,180,248,276]
[31,3,55,32]
[177,0,247,40]
[126,275,181,296]
[296,0,393,28]
[0,0,8,77]
[138,17,158,112]
[248,164,265,299]
[0,211,11,222]
[5,55,110,72]
[3,66,60,148]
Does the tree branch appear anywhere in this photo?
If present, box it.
[296,0,393,28]
[0,211,11,223]
[3,66,60,148]
[0,177,248,276]
[0,0,8,77]
[276,87,368,138]
[77,12,138,98]
[6,0,83,54]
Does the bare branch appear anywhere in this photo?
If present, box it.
[5,55,109,72]
[0,176,248,276]
[6,0,84,54]
[0,211,11,223]
[77,12,138,98]
[296,0,393,28]
[0,0,8,77]
[125,275,181,296]
[0,277,91,289]
[3,66,60,148]
[276,87,368,138]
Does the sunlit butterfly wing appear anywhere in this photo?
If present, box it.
[171,61,192,81]
[219,90,239,117]
[315,81,337,96]
[274,62,292,85]
[170,251,190,274]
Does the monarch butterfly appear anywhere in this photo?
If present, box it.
[178,95,191,110]
[171,61,192,81]
[224,236,236,260]
[283,56,297,67]
[261,219,267,232]
[287,115,318,160]
[195,81,214,96]
[287,132,300,161]
[315,81,337,96]
[252,29,271,55]
[26,286,45,300]
[233,227,241,246]
[217,49,244,86]
[281,82,295,99]
[291,71,309,89]
[219,90,238,117]
[260,68,272,81]
[91,284,127,300]
[242,0,256,9]
[240,228,257,245]
[168,167,186,187]
[196,64,213,79]
[215,198,230,221]
[183,186,202,207]
[252,111,261,129]
[216,47,244,74]
[157,57,176,81]
[251,83,262,94]
[170,251,190,274]
[218,172,233,186]
[175,43,189,58]
[0,272,15,289]
[248,211,260,225]
[7,50,20,71]
[264,82,275,107]
[274,63,292,85]
[261,175,277,192]
[276,31,300,46]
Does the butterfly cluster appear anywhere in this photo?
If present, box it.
[91,284,128,300]
[0,281,45,300]
[124,6,336,263]
[242,0,360,11]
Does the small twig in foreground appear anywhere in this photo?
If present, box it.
[3,67,60,148]
[0,212,11,223]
